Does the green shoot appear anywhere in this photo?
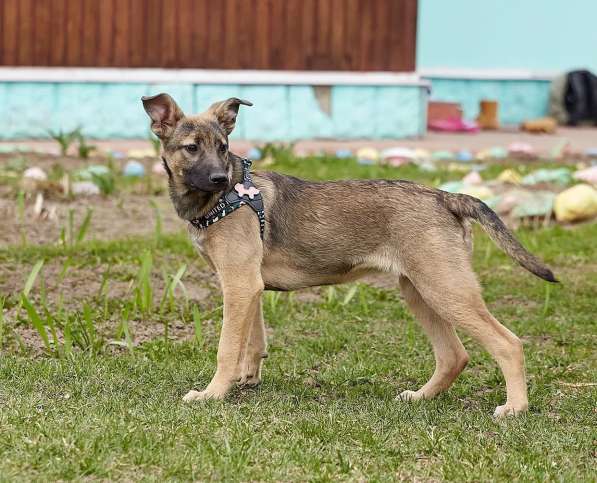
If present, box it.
[192,305,203,346]
[135,251,153,314]
[23,260,44,297]
[75,208,93,244]
[91,172,116,196]
[0,297,5,350]
[341,285,359,306]
[21,294,51,353]
[76,131,96,159]
[149,200,163,242]
[48,127,79,156]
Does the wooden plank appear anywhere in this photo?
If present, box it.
[65,0,83,65]
[97,0,114,66]
[301,0,317,69]
[112,0,130,66]
[269,0,287,70]
[33,0,52,65]
[0,0,20,65]
[17,0,33,65]
[343,0,361,71]
[161,0,179,67]
[145,0,163,66]
[129,0,147,67]
[284,0,303,70]
[330,0,347,70]
[80,0,100,67]
[177,0,194,67]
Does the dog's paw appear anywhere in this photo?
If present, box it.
[238,373,261,386]
[397,389,425,402]
[493,402,528,418]
[182,388,226,402]
[238,353,265,387]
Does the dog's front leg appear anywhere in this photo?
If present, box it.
[239,299,267,386]
[183,270,264,402]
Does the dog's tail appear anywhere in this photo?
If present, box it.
[442,192,558,282]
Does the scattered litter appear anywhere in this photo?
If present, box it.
[520,117,557,134]
[511,191,555,218]
[522,168,571,186]
[413,149,431,162]
[335,148,352,159]
[382,147,417,167]
[127,148,156,158]
[123,160,145,177]
[509,142,535,158]
[554,184,597,222]
[573,166,597,184]
[109,150,126,159]
[550,139,571,159]
[475,146,507,160]
[33,193,58,221]
[72,181,100,196]
[458,185,494,200]
[431,150,454,161]
[23,167,48,181]
[77,165,110,180]
[455,150,474,162]
[462,171,483,185]
[438,181,464,193]
[428,118,479,133]
[356,147,379,165]
[247,147,262,160]
[152,161,167,176]
[497,169,522,184]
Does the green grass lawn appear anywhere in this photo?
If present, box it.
[0,153,595,481]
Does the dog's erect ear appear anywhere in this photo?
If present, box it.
[208,97,253,135]
[141,93,184,140]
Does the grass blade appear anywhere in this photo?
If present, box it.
[192,305,203,346]
[75,208,93,243]
[23,260,44,297]
[21,294,51,352]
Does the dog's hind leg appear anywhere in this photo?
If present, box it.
[398,276,469,401]
[406,261,528,417]
[239,300,268,386]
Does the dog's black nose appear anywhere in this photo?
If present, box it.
[209,172,228,185]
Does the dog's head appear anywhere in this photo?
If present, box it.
[141,93,252,218]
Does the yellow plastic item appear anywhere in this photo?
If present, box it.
[554,184,597,222]
[458,185,494,200]
[497,169,522,184]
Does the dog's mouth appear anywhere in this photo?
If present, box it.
[184,179,229,194]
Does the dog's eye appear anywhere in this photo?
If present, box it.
[219,143,228,154]
[184,144,198,153]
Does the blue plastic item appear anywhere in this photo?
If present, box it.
[123,160,145,177]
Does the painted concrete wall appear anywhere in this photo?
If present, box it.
[0,83,427,140]
[427,79,551,125]
[418,0,597,72]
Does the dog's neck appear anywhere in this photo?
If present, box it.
[169,153,245,222]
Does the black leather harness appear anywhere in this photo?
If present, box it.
[189,158,266,239]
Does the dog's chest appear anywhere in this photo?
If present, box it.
[188,224,208,255]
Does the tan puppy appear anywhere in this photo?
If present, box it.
[142,93,557,418]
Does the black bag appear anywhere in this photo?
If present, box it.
[565,70,597,125]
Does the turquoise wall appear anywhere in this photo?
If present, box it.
[0,82,426,140]
[418,0,597,72]
[427,78,551,125]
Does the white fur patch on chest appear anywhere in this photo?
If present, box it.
[188,224,207,255]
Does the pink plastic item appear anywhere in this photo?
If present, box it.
[428,117,480,133]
